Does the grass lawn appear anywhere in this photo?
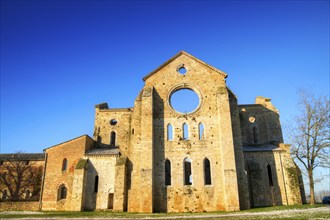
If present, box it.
[0,204,328,219]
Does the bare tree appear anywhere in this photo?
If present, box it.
[0,161,43,201]
[289,90,330,205]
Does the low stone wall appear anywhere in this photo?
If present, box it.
[0,201,40,211]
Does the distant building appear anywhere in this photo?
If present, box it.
[0,51,304,212]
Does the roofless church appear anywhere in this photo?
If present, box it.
[0,51,304,212]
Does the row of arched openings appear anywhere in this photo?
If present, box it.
[165,158,211,186]
[167,123,204,141]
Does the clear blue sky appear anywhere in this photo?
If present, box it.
[1,1,329,192]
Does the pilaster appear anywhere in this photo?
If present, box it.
[139,86,154,212]
[216,87,240,211]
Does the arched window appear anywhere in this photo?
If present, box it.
[25,190,30,199]
[62,158,68,172]
[199,123,204,140]
[58,184,67,200]
[184,157,192,185]
[110,131,116,146]
[165,159,171,185]
[167,124,173,141]
[253,126,258,143]
[267,165,273,186]
[204,158,211,185]
[94,175,99,192]
[183,123,189,140]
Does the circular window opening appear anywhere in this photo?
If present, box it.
[110,119,117,125]
[170,88,200,114]
[178,67,187,74]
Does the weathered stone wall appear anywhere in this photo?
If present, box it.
[275,144,303,205]
[228,90,250,210]
[70,159,87,211]
[41,135,93,211]
[114,156,127,211]
[94,107,132,156]
[0,201,40,211]
[244,151,283,207]
[126,91,143,212]
[135,52,241,212]
[84,155,116,210]
[244,146,302,208]
[239,97,283,145]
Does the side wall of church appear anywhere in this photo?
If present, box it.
[244,147,302,208]
[244,151,283,207]
[83,155,117,210]
[41,135,93,211]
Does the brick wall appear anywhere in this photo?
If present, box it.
[0,201,39,211]
[41,135,93,211]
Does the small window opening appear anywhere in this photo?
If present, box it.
[267,165,273,186]
[110,119,117,125]
[165,159,171,186]
[167,124,173,141]
[62,158,68,172]
[132,129,134,134]
[58,185,67,200]
[204,158,211,185]
[178,66,187,74]
[94,175,99,192]
[183,123,189,140]
[184,157,192,185]
[110,131,116,146]
[253,126,258,143]
[199,123,204,140]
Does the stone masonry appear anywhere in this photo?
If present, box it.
[0,51,304,212]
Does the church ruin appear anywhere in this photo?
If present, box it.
[0,51,304,212]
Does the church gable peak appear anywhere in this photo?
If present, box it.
[142,51,227,81]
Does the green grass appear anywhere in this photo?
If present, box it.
[238,203,325,212]
[0,204,328,219]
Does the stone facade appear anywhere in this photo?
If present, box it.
[1,51,304,212]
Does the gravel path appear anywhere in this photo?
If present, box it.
[1,206,329,219]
